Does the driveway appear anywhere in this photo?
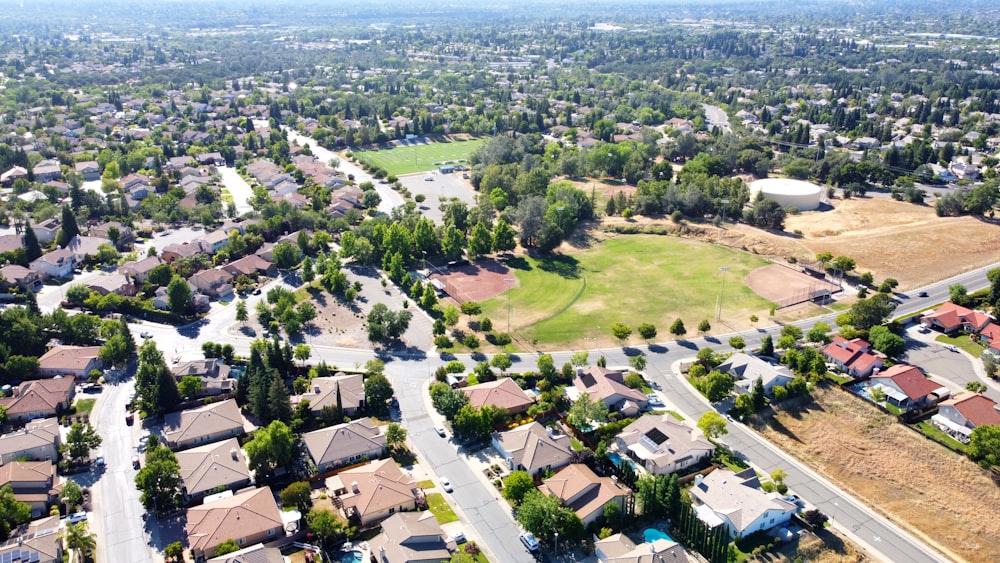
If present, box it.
[218,166,254,216]
[903,326,1000,402]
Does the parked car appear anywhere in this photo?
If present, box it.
[132,456,141,470]
[253,288,262,295]
[520,532,540,552]
[66,512,88,524]
[424,176,434,181]
[440,477,453,493]
[945,344,959,352]
[434,425,447,437]
[450,531,467,544]
[94,456,105,468]
[918,291,929,298]
[125,412,134,425]
[646,393,664,407]
[140,331,152,339]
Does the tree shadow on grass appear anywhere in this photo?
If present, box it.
[506,256,532,271]
[535,254,580,280]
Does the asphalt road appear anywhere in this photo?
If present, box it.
[89,377,156,563]
[703,103,732,135]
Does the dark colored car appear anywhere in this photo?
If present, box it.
[918,291,929,297]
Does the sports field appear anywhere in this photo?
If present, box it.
[353,138,486,176]
[479,235,775,348]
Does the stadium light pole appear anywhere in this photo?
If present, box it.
[717,266,729,321]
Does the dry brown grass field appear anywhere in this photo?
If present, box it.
[750,385,1000,563]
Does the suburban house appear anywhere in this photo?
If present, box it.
[37,345,103,378]
[292,373,366,417]
[161,240,212,263]
[65,235,113,263]
[0,264,42,292]
[162,399,245,450]
[172,359,235,397]
[88,221,136,249]
[196,230,231,255]
[822,337,883,378]
[921,302,994,334]
[0,515,63,563]
[175,438,252,502]
[206,545,284,563]
[187,268,234,299]
[30,248,76,280]
[595,534,695,563]
[0,378,76,424]
[537,463,633,527]
[0,461,57,517]
[32,160,61,183]
[614,415,715,475]
[491,421,574,476]
[185,486,284,559]
[461,377,536,415]
[31,218,61,244]
[85,273,137,297]
[0,418,61,463]
[368,511,452,563]
[120,255,164,284]
[572,367,649,415]
[303,418,387,472]
[75,161,100,181]
[327,458,419,526]
[689,468,797,538]
[717,353,795,395]
[869,364,950,410]
[932,392,1000,443]
[225,254,278,278]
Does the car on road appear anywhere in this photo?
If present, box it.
[140,331,152,339]
[945,344,959,352]
[425,176,434,181]
[440,477,453,493]
[918,291,929,298]
[646,393,664,407]
[94,456,105,468]
[66,512,88,524]
[132,455,141,470]
[434,425,447,437]
[520,532,540,552]
[253,288,262,295]
[450,531,467,544]
[125,412,134,425]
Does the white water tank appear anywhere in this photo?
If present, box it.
[750,178,823,211]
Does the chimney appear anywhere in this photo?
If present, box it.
[313,385,321,394]
[694,474,704,486]
[231,448,238,460]
[545,426,554,438]
[351,481,359,493]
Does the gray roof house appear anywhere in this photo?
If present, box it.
[689,468,797,538]
[614,414,715,475]
[175,437,251,501]
[491,422,573,476]
[292,373,366,416]
[162,399,245,451]
[717,353,795,395]
[303,418,386,472]
[0,418,61,464]
[172,358,235,397]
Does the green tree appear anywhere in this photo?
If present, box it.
[468,222,493,259]
[697,411,728,441]
[98,333,131,368]
[56,204,80,247]
[807,322,832,344]
[567,392,608,429]
[301,256,315,283]
[629,355,647,373]
[846,293,897,331]
[306,508,348,549]
[491,219,517,253]
[214,539,241,556]
[729,336,746,350]
[386,422,408,449]
[64,422,102,463]
[760,334,774,356]
[294,344,311,366]
[515,490,585,541]
[164,541,185,562]
[134,442,183,515]
[0,485,30,537]
[22,221,42,262]
[968,424,1000,468]
[59,480,83,511]
[178,375,202,399]
[430,382,469,420]
[166,276,192,314]
[280,481,313,512]
[950,283,970,307]
[245,421,296,481]
[611,322,632,344]
[491,353,512,373]
[751,377,767,411]
[502,470,535,505]
[868,325,906,358]
[63,521,96,559]
[637,323,657,341]
[669,318,686,337]
[364,373,394,415]
[148,263,173,287]
[702,371,734,402]
[236,300,248,325]
[272,241,300,269]
[698,319,711,333]
[65,284,93,305]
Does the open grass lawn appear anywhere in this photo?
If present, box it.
[352,138,485,176]
[935,333,986,357]
[74,398,96,415]
[425,492,459,523]
[480,235,773,348]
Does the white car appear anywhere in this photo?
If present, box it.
[434,425,447,437]
[450,531,467,544]
[945,344,958,352]
[424,176,434,181]
[440,477,453,493]
[67,512,87,524]
[520,532,540,552]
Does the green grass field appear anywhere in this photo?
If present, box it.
[481,235,774,348]
[352,138,485,176]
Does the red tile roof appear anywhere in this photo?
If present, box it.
[922,302,994,332]
[872,364,943,400]
[942,392,1000,427]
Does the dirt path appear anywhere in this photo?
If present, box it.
[751,385,1000,563]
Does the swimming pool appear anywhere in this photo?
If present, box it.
[643,527,675,544]
[339,550,364,563]
[608,452,637,471]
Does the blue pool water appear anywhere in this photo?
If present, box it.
[643,527,675,544]
[608,452,636,471]
[339,550,364,563]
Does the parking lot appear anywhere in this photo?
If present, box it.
[399,171,478,225]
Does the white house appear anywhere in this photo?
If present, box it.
[689,468,796,538]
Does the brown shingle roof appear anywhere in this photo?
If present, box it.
[37,345,101,372]
[185,486,282,556]
[0,378,75,418]
[462,378,535,411]
[162,399,244,448]
[176,438,251,498]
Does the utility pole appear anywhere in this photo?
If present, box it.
[504,278,515,334]
[717,266,729,321]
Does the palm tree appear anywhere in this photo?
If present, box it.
[64,521,96,560]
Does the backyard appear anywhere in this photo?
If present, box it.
[479,235,774,349]
[351,137,485,176]
[751,385,1000,563]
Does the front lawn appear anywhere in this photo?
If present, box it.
[74,398,96,415]
[416,480,435,489]
[425,492,458,523]
[935,334,985,357]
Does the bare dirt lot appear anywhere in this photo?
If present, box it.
[429,259,515,304]
[746,264,840,306]
[750,385,1000,563]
